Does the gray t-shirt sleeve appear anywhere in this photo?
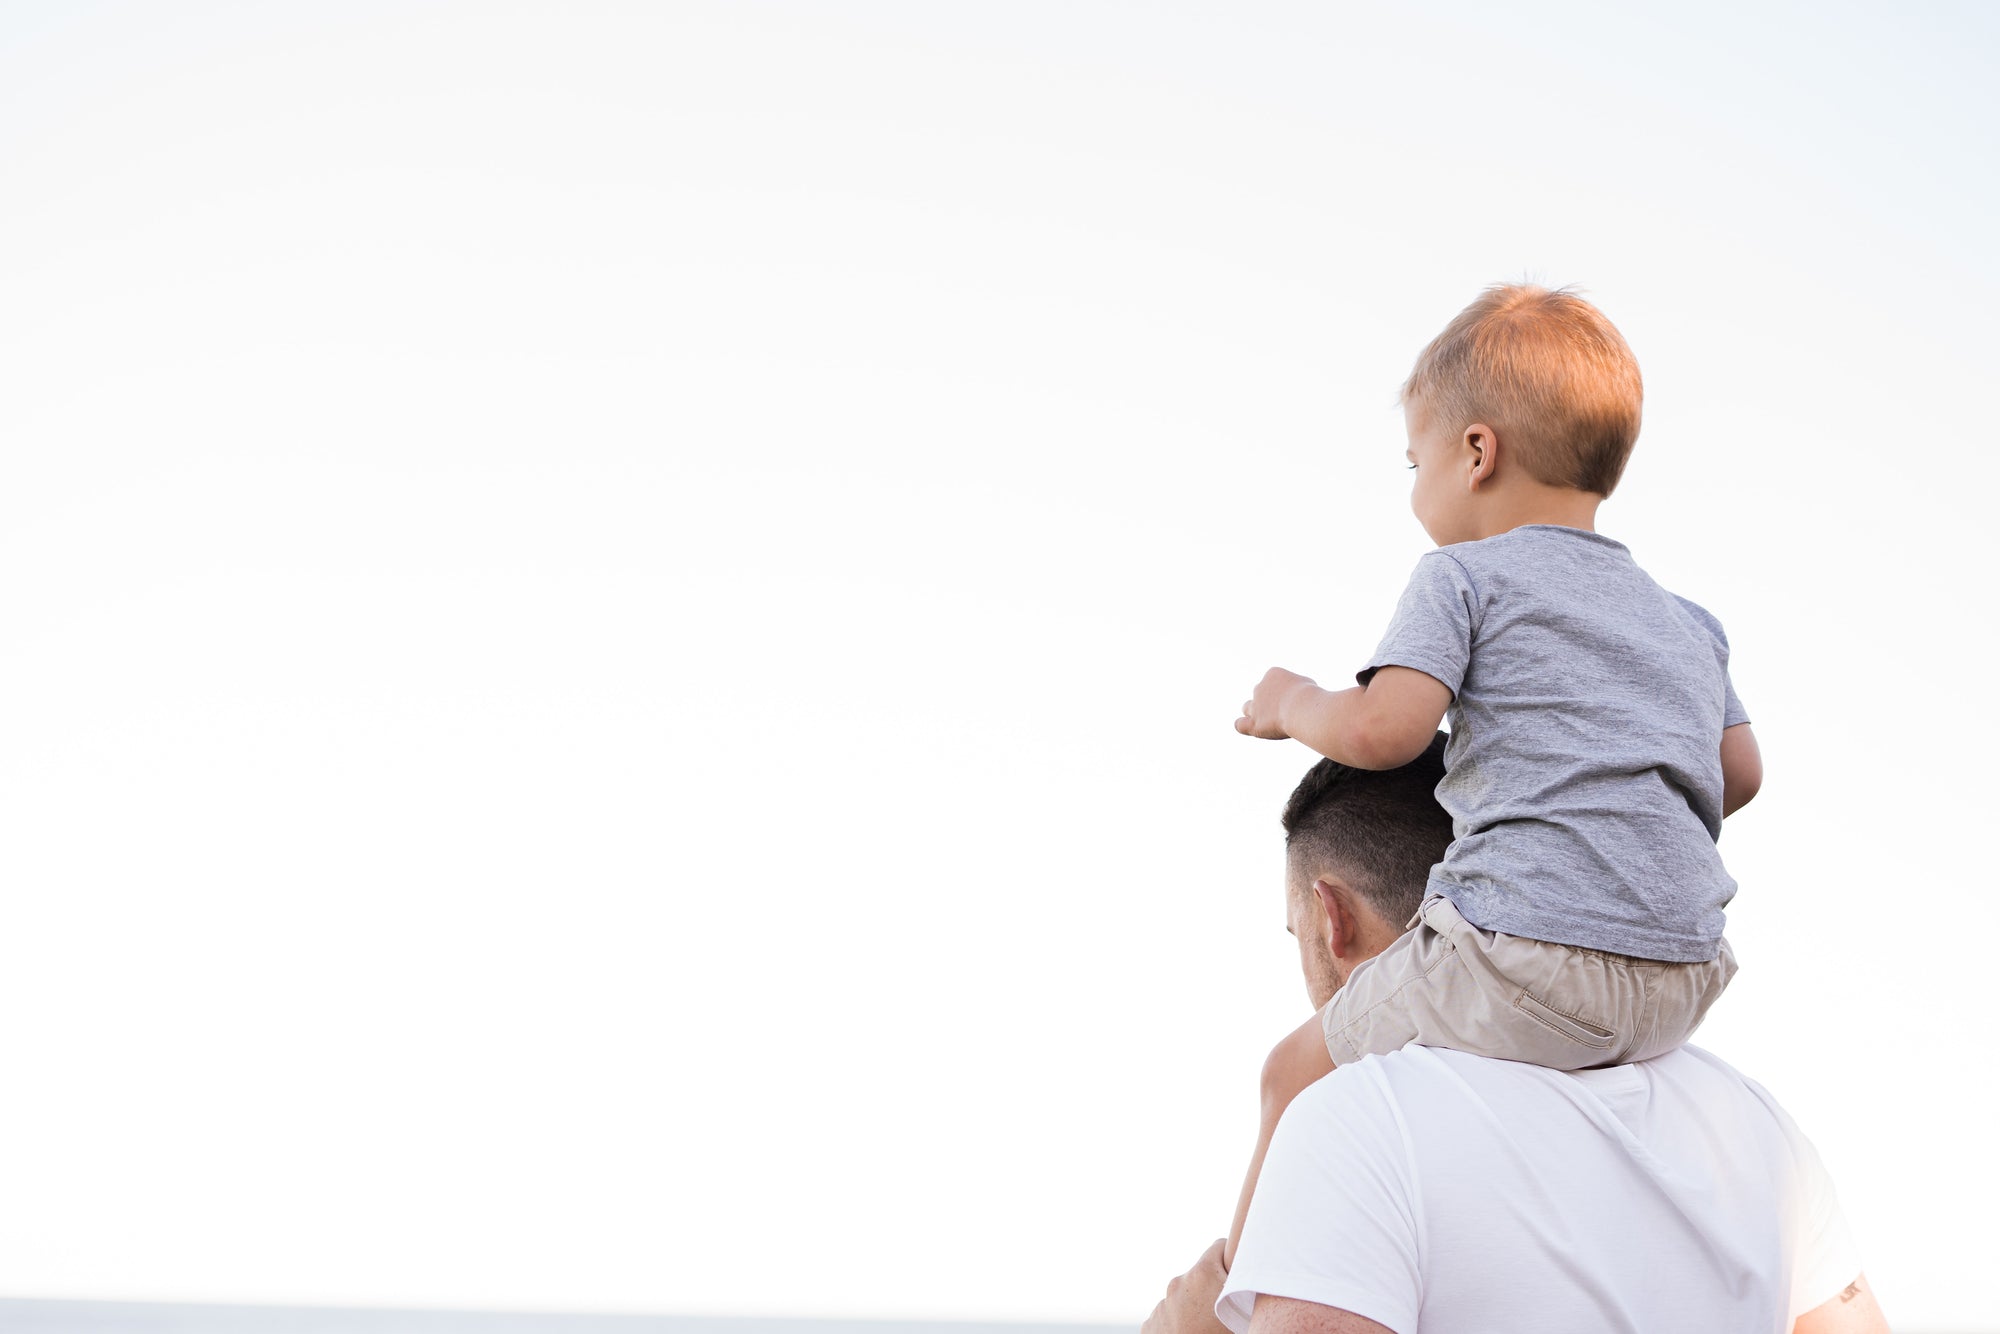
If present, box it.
[1673,595,1750,729]
[1723,678,1748,730]
[1359,552,1478,696]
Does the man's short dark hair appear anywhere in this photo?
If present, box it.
[1281,733,1453,928]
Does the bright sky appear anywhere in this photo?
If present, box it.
[2,1,1995,1328]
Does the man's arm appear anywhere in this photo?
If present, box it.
[1721,721,1762,816]
[1245,1295,1393,1334]
[1141,1239,1232,1334]
[1792,1273,1890,1334]
[1236,666,1451,770]
[1146,1021,1329,1334]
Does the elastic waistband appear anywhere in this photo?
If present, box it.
[1419,892,1707,967]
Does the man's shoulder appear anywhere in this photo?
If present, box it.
[1287,1043,1810,1238]
[1247,1045,1841,1333]
[1361,1041,1762,1086]
[1310,1044,1780,1126]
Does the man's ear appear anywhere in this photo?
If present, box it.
[1311,878,1357,961]
[1463,422,1497,491]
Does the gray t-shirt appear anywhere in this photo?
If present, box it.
[1361,525,1747,962]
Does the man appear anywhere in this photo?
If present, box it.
[1147,738,1887,1334]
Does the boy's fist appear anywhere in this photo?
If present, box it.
[1236,666,1315,739]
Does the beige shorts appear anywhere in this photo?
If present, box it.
[1320,895,1738,1070]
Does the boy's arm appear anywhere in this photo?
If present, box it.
[1224,1013,1337,1270]
[1236,666,1451,770]
[1721,722,1762,816]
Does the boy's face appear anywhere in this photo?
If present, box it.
[1403,399,1478,546]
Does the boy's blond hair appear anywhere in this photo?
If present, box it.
[1402,284,1643,497]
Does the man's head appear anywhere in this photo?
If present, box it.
[1400,284,1643,543]
[1282,735,1453,1009]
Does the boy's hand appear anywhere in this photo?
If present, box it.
[1236,667,1318,740]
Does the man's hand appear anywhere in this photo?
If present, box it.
[1143,1238,1232,1334]
[1236,667,1319,740]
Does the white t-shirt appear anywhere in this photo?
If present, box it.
[1218,1045,1859,1334]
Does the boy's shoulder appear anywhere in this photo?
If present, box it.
[1425,527,1730,642]
[1430,524,1637,585]
[1667,592,1730,644]
[1442,523,1631,559]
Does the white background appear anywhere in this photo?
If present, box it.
[2,1,1994,1327]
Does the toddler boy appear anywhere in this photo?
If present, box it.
[1223,283,1761,1263]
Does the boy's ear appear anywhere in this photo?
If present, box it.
[1463,423,1497,490]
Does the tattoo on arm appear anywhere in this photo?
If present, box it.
[1839,1282,1861,1303]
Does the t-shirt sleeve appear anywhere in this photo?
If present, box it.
[1215,1067,1423,1334]
[1673,595,1750,729]
[1780,1109,1864,1321]
[1358,552,1477,697]
[1722,678,1749,730]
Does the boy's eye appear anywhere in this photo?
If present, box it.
[1407,463,1418,470]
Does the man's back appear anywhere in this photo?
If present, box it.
[1218,1045,1858,1334]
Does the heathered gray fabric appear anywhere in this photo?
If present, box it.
[1359,525,1747,962]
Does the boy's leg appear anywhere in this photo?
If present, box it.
[1625,934,1738,1063]
[1222,1011,1335,1270]
[1318,902,1463,1065]
[1329,896,1732,1071]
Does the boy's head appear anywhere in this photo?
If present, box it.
[1400,284,1643,518]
